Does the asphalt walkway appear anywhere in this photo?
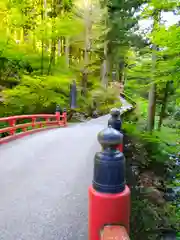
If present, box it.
[0,97,132,240]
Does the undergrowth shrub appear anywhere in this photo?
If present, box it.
[123,97,179,164]
[77,85,121,116]
[123,112,179,240]
[1,75,71,116]
[0,74,121,118]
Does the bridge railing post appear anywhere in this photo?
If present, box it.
[88,126,130,240]
[32,117,36,128]
[55,105,67,127]
[108,108,123,152]
[9,119,16,135]
[63,108,67,127]
[55,105,61,125]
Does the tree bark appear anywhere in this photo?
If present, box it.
[65,37,70,67]
[119,60,125,83]
[101,42,108,88]
[147,82,156,131]
[147,48,156,132]
[58,39,61,56]
[158,81,169,130]
[81,0,92,96]
[47,0,56,75]
[48,39,56,75]
[147,10,160,132]
[41,0,44,75]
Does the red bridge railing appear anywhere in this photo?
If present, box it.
[0,108,67,144]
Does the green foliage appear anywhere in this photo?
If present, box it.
[77,85,121,116]
[106,0,146,59]
[123,95,179,164]
[0,0,114,118]
[131,197,179,240]
[1,74,71,115]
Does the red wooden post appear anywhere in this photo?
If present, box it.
[9,119,16,135]
[45,117,49,125]
[32,117,36,128]
[88,127,130,240]
[22,127,27,132]
[63,108,67,127]
[55,105,60,125]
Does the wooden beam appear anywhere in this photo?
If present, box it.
[101,225,130,240]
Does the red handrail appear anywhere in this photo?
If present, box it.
[0,112,67,144]
[101,226,130,240]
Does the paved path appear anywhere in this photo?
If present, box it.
[0,98,132,240]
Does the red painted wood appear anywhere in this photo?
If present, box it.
[0,114,56,122]
[32,117,36,128]
[88,185,130,240]
[63,112,67,126]
[0,113,67,144]
[0,121,61,134]
[56,112,60,122]
[117,144,123,152]
[101,226,130,240]
[9,119,16,135]
[0,126,59,144]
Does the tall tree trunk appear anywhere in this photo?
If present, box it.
[48,39,56,75]
[58,39,61,56]
[41,0,44,75]
[23,27,28,42]
[123,68,127,85]
[82,1,91,96]
[69,44,73,65]
[65,37,70,67]
[83,38,89,95]
[101,7,109,88]
[147,10,160,132]
[33,31,36,49]
[158,81,169,130]
[101,42,108,87]
[119,60,125,83]
[44,0,49,52]
[48,0,56,75]
[43,0,47,20]
[41,38,44,75]
[61,37,64,55]
[147,48,156,132]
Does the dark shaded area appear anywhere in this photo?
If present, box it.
[123,131,179,240]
